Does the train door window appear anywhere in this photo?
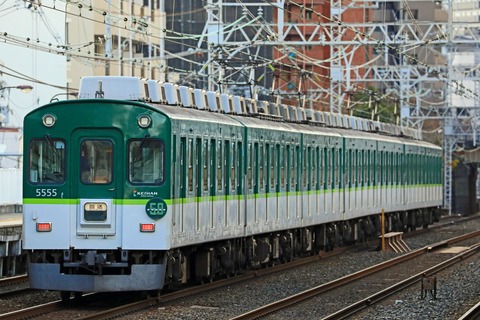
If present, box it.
[172,136,176,198]
[265,143,272,192]
[277,144,282,192]
[259,143,264,190]
[303,147,308,189]
[290,145,296,191]
[331,148,336,188]
[271,144,276,191]
[280,144,285,189]
[188,138,194,192]
[337,148,341,188]
[352,149,357,188]
[296,145,301,191]
[315,147,320,190]
[286,144,291,191]
[319,147,324,188]
[203,139,208,192]
[247,143,253,190]
[29,138,66,184]
[346,149,350,189]
[217,140,223,191]
[310,146,315,190]
[83,140,114,184]
[325,147,330,188]
[231,141,236,192]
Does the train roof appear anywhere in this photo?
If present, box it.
[78,76,432,145]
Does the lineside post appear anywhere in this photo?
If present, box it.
[381,208,385,251]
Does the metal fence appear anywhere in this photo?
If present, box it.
[0,168,22,207]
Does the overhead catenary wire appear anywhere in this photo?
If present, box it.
[0,0,476,116]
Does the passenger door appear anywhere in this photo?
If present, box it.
[72,129,123,239]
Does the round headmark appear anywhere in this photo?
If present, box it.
[145,198,167,220]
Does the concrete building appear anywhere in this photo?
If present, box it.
[66,0,166,94]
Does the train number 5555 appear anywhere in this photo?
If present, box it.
[35,189,58,197]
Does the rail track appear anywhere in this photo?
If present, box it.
[231,231,480,320]
[1,215,478,320]
[0,275,29,297]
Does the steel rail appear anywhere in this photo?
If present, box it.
[229,230,480,320]
[458,300,480,320]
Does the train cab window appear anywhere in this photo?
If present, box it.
[29,138,66,184]
[81,140,114,184]
[128,138,164,184]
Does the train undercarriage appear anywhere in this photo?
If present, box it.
[28,207,440,299]
[163,207,441,287]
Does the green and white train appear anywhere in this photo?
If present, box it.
[23,76,442,298]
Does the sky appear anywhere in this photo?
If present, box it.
[0,0,66,127]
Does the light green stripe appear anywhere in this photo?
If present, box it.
[23,183,442,206]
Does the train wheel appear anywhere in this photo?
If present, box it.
[60,291,71,302]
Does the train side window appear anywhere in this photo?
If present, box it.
[29,138,66,184]
[253,142,259,192]
[268,143,274,191]
[237,141,242,193]
[83,140,114,184]
[128,138,164,185]
[231,141,236,192]
[180,137,186,198]
[210,138,216,197]
[217,140,223,191]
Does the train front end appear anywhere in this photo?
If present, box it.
[22,77,172,296]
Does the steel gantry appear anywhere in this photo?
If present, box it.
[197,0,479,213]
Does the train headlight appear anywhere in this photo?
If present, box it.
[42,114,56,127]
[137,115,151,128]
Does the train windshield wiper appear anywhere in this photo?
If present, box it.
[133,134,151,161]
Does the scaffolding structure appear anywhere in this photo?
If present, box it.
[197,0,480,214]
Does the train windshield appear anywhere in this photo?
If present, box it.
[128,138,164,184]
[28,138,66,184]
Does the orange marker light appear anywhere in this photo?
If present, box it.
[36,222,52,232]
[140,223,155,232]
